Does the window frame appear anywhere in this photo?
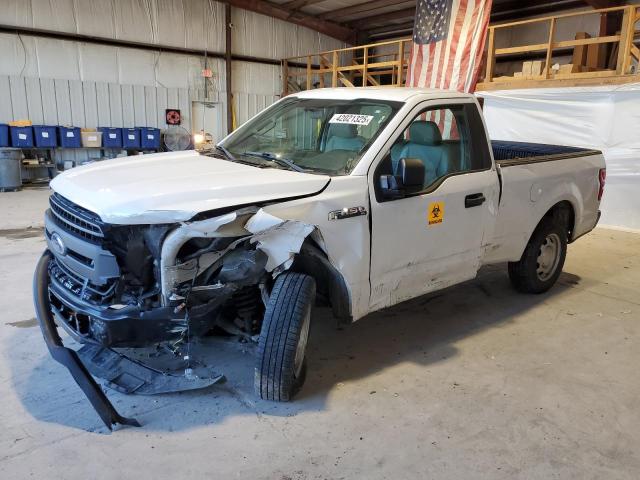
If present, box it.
[371,100,494,203]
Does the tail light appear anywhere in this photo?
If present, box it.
[598,168,606,201]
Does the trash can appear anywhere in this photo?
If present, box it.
[0,148,23,191]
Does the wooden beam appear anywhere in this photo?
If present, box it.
[348,7,416,29]
[319,0,414,21]
[544,18,556,79]
[282,0,328,11]
[219,0,355,43]
[477,72,639,91]
[491,1,585,23]
[366,22,414,37]
[486,27,495,82]
[583,0,622,9]
[349,7,416,30]
[349,7,416,28]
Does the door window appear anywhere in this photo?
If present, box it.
[379,103,492,197]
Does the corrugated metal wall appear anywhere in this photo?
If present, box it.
[0,0,344,156]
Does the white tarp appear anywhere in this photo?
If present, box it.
[478,84,640,230]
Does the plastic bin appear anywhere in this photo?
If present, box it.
[138,127,161,149]
[33,125,58,148]
[10,126,34,147]
[0,148,23,191]
[122,128,140,149]
[99,127,122,148]
[59,127,81,148]
[0,124,9,147]
[81,131,102,147]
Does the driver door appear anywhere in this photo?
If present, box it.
[368,100,499,311]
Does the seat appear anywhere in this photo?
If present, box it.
[394,121,450,186]
[325,123,365,152]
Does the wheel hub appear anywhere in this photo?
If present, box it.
[536,232,561,281]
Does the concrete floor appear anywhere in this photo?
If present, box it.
[1,187,639,479]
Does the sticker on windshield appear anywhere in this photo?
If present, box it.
[428,201,444,225]
[329,114,374,126]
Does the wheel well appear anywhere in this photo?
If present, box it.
[290,239,352,324]
[541,201,575,241]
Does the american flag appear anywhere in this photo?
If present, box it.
[406,0,493,93]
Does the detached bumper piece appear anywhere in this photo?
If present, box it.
[77,344,224,395]
[33,251,141,430]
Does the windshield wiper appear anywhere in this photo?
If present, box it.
[214,144,236,162]
[242,151,306,173]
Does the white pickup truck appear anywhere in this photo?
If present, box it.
[34,88,606,429]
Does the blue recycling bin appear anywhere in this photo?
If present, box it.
[0,124,9,147]
[139,127,161,149]
[99,127,123,148]
[33,125,58,147]
[59,126,81,147]
[122,128,140,149]
[10,126,34,147]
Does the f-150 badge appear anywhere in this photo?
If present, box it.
[428,201,444,225]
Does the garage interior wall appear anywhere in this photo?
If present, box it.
[0,0,344,160]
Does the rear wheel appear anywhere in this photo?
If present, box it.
[255,272,315,401]
[508,219,567,294]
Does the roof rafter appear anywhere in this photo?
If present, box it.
[319,0,415,21]
[348,7,416,29]
[219,0,355,43]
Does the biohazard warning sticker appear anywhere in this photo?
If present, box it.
[428,201,444,225]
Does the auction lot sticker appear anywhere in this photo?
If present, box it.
[329,114,374,125]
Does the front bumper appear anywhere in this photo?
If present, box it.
[33,251,140,430]
[47,265,183,348]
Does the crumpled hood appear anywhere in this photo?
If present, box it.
[50,150,330,224]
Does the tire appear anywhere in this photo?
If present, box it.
[255,272,315,402]
[508,219,567,294]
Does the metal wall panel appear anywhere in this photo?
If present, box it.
[40,78,58,124]
[25,77,44,124]
[54,78,72,125]
[0,75,206,135]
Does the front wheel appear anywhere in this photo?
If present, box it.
[255,272,315,402]
[508,219,567,294]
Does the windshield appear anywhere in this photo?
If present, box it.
[216,97,403,175]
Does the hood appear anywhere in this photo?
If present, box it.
[50,151,330,224]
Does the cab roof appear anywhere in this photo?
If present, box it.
[292,87,472,103]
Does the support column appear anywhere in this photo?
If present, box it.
[225,4,233,134]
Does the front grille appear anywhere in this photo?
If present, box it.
[49,193,104,244]
[49,257,116,305]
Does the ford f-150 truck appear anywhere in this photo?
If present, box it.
[34,88,606,429]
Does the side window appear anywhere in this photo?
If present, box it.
[387,103,491,192]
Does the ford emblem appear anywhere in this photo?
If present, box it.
[50,232,67,256]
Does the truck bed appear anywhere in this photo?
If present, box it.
[483,142,605,266]
[492,140,601,166]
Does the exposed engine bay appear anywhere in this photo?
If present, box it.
[36,193,348,429]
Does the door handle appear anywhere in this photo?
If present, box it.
[465,193,486,208]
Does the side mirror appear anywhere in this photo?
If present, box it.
[399,158,425,189]
[379,158,424,199]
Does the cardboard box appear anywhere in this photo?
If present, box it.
[81,131,102,148]
[521,60,544,78]
[530,60,544,76]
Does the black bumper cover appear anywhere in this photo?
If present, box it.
[33,251,141,430]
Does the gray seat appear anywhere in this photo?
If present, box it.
[393,121,450,186]
[325,123,365,152]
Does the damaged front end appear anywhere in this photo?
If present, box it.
[34,194,317,429]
